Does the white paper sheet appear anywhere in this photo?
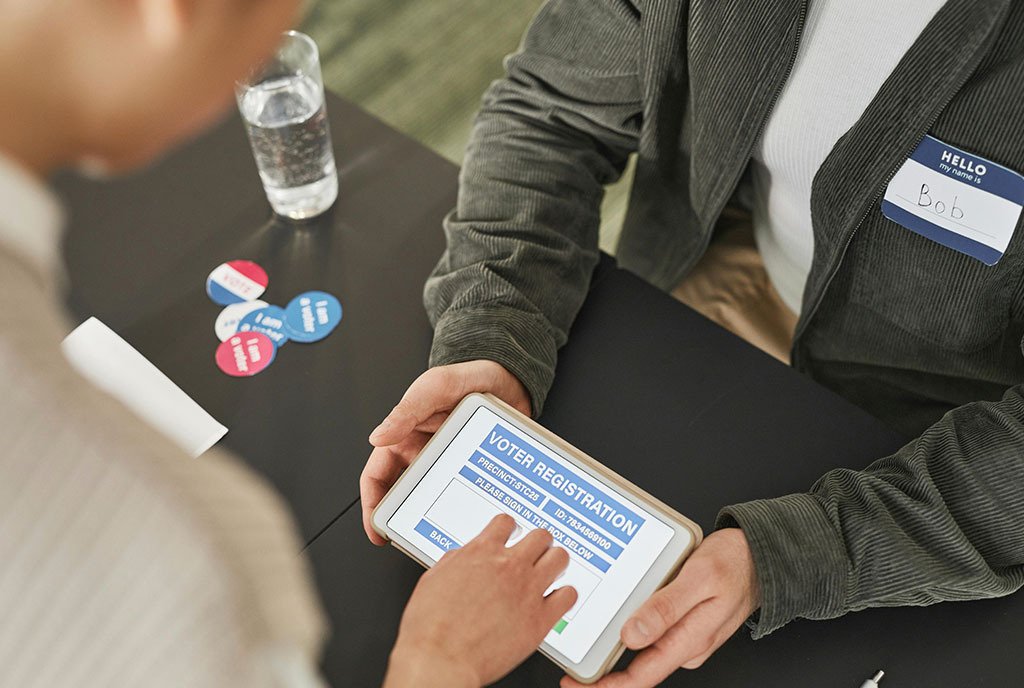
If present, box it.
[62,317,228,458]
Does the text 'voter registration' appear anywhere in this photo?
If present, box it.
[485,425,645,542]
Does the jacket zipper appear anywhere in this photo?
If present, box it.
[755,1,808,154]
[680,0,807,283]
[790,9,1006,370]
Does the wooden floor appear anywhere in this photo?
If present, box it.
[300,0,632,252]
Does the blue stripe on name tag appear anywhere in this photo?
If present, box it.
[881,200,1003,265]
[912,136,1024,205]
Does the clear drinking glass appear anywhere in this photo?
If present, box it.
[236,31,338,220]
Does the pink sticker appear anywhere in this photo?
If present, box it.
[215,332,276,377]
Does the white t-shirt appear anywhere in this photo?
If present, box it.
[751,0,948,315]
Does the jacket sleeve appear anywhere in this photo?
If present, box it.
[424,0,643,416]
[718,385,1024,638]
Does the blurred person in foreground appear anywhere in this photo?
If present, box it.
[0,1,574,687]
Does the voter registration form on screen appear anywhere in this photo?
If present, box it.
[387,406,676,663]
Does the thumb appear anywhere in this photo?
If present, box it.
[369,366,465,446]
[621,577,702,650]
[369,361,525,446]
[368,400,423,446]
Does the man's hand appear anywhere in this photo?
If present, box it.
[384,515,578,688]
[361,360,531,544]
[563,528,759,688]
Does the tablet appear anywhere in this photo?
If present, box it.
[371,393,703,683]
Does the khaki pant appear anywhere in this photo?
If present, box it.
[671,211,798,364]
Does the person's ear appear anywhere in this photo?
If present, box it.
[136,0,189,50]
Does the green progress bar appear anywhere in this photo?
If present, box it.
[553,619,568,634]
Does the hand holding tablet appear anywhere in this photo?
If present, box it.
[370,392,703,683]
[568,528,760,688]
[362,360,533,545]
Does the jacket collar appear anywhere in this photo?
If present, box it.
[684,0,807,230]
[626,0,807,288]
[798,0,1012,340]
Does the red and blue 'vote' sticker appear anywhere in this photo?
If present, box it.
[238,305,290,347]
[284,291,342,343]
[215,332,276,377]
[206,260,269,306]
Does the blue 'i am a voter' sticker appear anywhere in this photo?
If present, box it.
[284,291,342,343]
[238,305,290,347]
[215,300,268,342]
[882,135,1024,265]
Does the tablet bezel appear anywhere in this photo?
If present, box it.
[371,392,703,683]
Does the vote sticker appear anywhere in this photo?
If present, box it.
[214,300,268,341]
[206,260,269,306]
[284,291,342,343]
[238,305,290,347]
[215,332,276,377]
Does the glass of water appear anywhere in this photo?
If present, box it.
[237,31,338,220]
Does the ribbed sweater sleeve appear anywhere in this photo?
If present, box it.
[423,0,644,415]
[719,386,1024,638]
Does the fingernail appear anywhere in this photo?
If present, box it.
[369,417,391,438]
[628,618,649,643]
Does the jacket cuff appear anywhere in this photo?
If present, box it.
[429,306,559,417]
[716,494,848,639]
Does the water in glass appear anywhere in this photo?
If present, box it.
[239,74,337,219]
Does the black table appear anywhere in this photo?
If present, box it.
[56,94,453,542]
[56,95,1023,687]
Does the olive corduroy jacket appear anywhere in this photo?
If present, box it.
[425,0,1024,638]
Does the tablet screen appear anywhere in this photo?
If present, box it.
[387,405,675,664]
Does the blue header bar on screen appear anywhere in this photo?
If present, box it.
[456,465,610,572]
[469,451,544,506]
[481,424,645,543]
[542,500,624,559]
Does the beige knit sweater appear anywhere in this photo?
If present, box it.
[0,156,327,687]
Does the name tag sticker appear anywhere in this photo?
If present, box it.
[881,135,1024,265]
